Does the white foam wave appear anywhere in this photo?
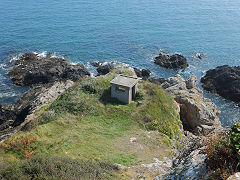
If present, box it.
[9,53,23,63]
[50,52,65,59]
[0,63,7,70]
[9,51,66,62]
[71,62,78,65]
[174,51,182,55]
[0,92,17,98]
[37,51,47,58]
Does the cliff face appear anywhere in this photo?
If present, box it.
[161,74,222,136]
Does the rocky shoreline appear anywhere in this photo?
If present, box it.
[0,51,239,179]
[0,51,225,142]
[0,52,90,141]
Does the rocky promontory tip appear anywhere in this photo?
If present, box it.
[201,65,240,106]
[161,74,222,135]
[8,53,90,86]
[154,52,189,69]
[1,52,90,141]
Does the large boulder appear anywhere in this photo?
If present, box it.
[134,68,151,78]
[154,52,189,69]
[8,53,90,86]
[162,74,222,135]
[96,64,114,76]
[201,65,240,106]
[90,61,101,67]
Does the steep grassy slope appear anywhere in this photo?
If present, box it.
[0,70,181,179]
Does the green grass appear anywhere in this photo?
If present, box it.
[0,70,181,179]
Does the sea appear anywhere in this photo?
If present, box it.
[0,0,239,127]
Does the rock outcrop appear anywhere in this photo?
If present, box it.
[201,65,240,106]
[90,61,101,67]
[1,52,90,141]
[161,74,222,135]
[0,80,75,141]
[8,53,90,86]
[156,149,208,180]
[0,105,17,131]
[96,64,114,76]
[134,68,151,78]
[147,78,166,85]
[154,52,189,69]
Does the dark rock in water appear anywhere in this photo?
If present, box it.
[90,61,101,67]
[97,64,114,76]
[154,52,189,69]
[196,53,204,60]
[134,68,151,78]
[201,65,240,106]
[8,53,90,86]
[142,69,151,77]
[133,68,142,77]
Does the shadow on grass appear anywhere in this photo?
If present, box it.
[99,88,125,105]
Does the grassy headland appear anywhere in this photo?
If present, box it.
[0,69,181,179]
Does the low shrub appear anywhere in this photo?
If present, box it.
[204,122,240,179]
[0,134,37,159]
[50,88,97,116]
[229,121,240,159]
[0,155,118,180]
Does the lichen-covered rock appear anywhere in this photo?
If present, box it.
[201,65,240,106]
[186,75,197,89]
[154,52,189,69]
[155,149,208,180]
[161,74,222,135]
[8,53,90,86]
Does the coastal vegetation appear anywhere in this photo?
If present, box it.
[204,122,240,179]
[0,70,181,179]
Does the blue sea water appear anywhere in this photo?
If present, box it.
[0,0,239,127]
